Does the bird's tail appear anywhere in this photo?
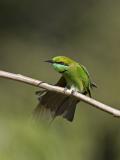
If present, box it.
[34,90,79,122]
[34,76,79,122]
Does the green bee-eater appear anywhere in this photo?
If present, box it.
[35,56,96,122]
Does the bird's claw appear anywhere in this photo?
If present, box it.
[63,87,68,94]
[71,90,76,95]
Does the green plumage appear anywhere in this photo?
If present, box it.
[35,56,96,122]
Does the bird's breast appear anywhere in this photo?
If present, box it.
[63,72,84,92]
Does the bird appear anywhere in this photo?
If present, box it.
[35,56,97,122]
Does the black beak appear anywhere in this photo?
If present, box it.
[45,60,54,64]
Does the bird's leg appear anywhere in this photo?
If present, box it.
[69,86,77,95]
[71,90,76,95]
[63,87,68,94]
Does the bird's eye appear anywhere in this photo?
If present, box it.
[56,62,69,66]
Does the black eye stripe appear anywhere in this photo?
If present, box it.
[56,62,69,66]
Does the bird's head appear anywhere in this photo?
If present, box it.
[45,56,74,73]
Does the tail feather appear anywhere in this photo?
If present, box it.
[63,98,78,121]
[35,90,79,122]
[54,97,69,116]
[34,76,79,122]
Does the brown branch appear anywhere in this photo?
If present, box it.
[0,70,120,117]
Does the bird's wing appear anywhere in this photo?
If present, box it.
[81,65,91,79]
[81,65,97,88]
[55,76,67,87]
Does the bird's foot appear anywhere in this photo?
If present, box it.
[63,87,68,94]
[71,89,76,95]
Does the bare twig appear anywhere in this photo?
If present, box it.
[0,70,120,117]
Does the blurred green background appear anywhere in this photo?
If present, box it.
[0,0,120,160]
